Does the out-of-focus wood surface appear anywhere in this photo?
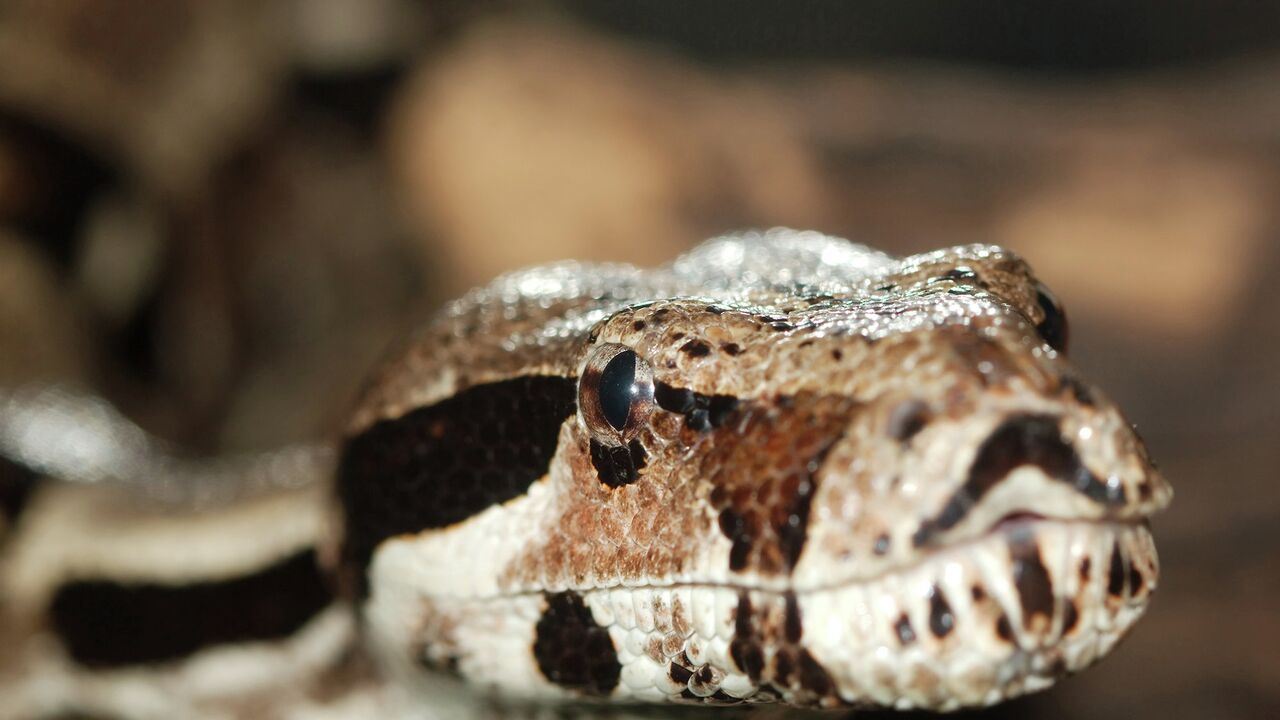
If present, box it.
[0,5,1276,718]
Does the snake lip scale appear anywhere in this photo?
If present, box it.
[0,229,1170,717]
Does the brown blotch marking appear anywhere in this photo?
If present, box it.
[887,399,930,444]
[680,339,712,357]
[1138,478,1153,501]
[774,648,796,685]
[784,592,802,643]
[729,592,764,681]
[1108,543,1127,597]
[971,585,986,602]
[706,394,856,575]
[632,320,647,331]
[831,348,843,361]
[895,614,916,645]
[797,650,834,697]
[1079,557,1091,582]
[928,586,955,638]
[949,329,1023,387]
[721,342,743,356]
[995,614,1013,642]
[645,637,665,662]
[1010,534,1055,628]
[1062,599,1080,635]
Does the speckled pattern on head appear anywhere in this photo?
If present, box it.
[341,229,1171,711]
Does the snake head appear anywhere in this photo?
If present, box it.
[341,232,1170,711]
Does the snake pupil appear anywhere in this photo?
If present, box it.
[598,350,638,431]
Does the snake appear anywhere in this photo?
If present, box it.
[0,230,1171,718]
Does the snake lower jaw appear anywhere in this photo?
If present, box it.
[791,518,1157,709]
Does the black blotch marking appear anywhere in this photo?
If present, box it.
[1035,283,1069,353]
[50,549,330,668]
[914,414,1123,546]
[671,332,686,341]
[1059,375,1096,406]
[705,305,727,315]
[720,507,752,571]
[895,614,916,645]
[873,533,891,556]
[710,689,740,703]
[337,376,575,596]
[784,592,803,643]
[653,381,739,432]
[944,267,978,281]
[971,585,986,602]
[651,308,670,322]
[729,592,764,681]
[1108,543,1126,597]
[1062,599,1080,634]
[632,320,646,331]
[831,348,843,361]
[669,662,692,685]
[653,382,696,413]
[1011,535,1055,626]
[589,438,647,488]
[995,614,1013,642]
[769,321,794,332]
[0,457,36,523]
[887,399,930,444]
[680,339,712,357]
[929,586,955,639]
[797,650,834,696]
[533,592,620,696]
[772,437,840,574]
[721,342,743,356]
[1049,657,1068,677]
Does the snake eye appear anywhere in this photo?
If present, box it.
[1034,282,1069,354]
[580,344,654,441]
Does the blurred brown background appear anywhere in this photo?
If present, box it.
[0,2,1277,718]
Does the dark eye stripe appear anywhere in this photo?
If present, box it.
[337,376,576,596]
[48,549,330,668]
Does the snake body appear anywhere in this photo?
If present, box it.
[0,230,1170,717]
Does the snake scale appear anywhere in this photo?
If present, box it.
[0,230,1170,718]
